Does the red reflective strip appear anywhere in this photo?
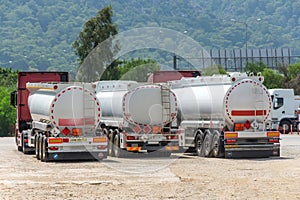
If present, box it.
[58,118,95,126]
[231,110,267,116]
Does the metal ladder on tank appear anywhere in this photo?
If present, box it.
[82,85,96,136]
[253,82,265,131]
[160,85,172,131]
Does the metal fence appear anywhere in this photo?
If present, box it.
[174,48,300,71]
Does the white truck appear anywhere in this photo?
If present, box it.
[168,73,280,158]
[95,81,183,157]
[19,82,107,161]
[268,89,300,133]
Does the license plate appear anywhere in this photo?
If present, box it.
[69,138,87,142]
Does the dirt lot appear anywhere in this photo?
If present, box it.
[0,135,300,200]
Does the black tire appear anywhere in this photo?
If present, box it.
[280,120,291,134]
[212,132,225,158]
[203,131,213,157]
[41,137,49,162]
[39,136,43,161]
[22,134,28,154]
[108,133,115,157]
[195,133,204,157]
[35,135,40,160]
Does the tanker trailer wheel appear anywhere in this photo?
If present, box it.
[212,131,225,158]
[41,136,49,162]
[203,130,213,157]
[38,135,43,162]
[280,120,291,134]
[17,133,22,152]
[195,132,204,157]
[113,134,127,158]
[108,131,115,157]
[35,135,41,160]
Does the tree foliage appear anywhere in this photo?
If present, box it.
[244,61,266,75]
[262,68,285,89]
[0,67,17,136]
[2,0,300,75]
[73,5,118,82]
[201,64,227,76]
[118,58,160,82]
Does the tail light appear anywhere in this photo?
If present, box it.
[234,123,244,131]
[49,138,63,144]
[269,138,279,143]
[97,145,107,149]
[267,131,280,138]
[49,146,59,151]
[224,132,238,138]
[126,136,136,140]
[93,137,107,143]
[62,138,69,143]
[226,139,236,144]
[167,135,178,140]
[72,128,82,136]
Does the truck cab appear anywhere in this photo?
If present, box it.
[269,89,300,133]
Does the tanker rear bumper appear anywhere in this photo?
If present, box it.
[225,144,280,158]
[46,151,107,161]
[125,141,181,153]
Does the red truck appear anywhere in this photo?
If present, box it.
[147,70,201,83]
[11,71,69,153]
[10,72,107,161]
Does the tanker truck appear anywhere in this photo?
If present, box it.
[168,73,280,158]
[11,72,107,161]
[95,81,184,157]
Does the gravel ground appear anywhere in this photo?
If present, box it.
[0,134,299,200]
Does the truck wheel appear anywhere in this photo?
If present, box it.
[39,136,43,161]
[280,120,291,134]
[17,134,22,152]
[35,135,40,160]
[212,131,224,158]
[108,132,115,157]
[22,133,29,154]
[203,131,213,157]
[113,134,127,158]
[41,137,49,162]
[195,133,204,157]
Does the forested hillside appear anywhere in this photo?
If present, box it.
[1,0,300,74]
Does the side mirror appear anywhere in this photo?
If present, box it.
[10,91,17,107]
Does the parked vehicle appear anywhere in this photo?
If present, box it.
[147,70,201,83]
[168,73,280,158]
[11,72,107,161]
[95,81,183,157]
[268,88,300,133]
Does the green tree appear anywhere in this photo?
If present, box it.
[201,64,227,76]
[0,67,17,136]
[244,61,266,75]
[287,62,300,80]
[0,68,18,86]
[118,58,160,82]
[262,68,285,89]
[284,63,300,94]
[73,5,118,82]
[0,87,16,136]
